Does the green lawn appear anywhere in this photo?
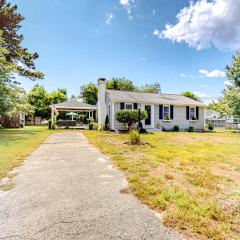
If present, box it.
[0,126,53,182]
[84,131,240,240]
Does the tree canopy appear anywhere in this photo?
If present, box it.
[27,84,68,118]
[80,83,98,105]
[139,82,161,94]
[80,78,162,105]
[182,91,200,101]
[106,77,136,91]
[208,51,240,120]
[0,0,43,80]
[226,51,240,88]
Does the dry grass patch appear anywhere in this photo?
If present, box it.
[84,131,240,239]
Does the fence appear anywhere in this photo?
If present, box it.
[206,119,239,129]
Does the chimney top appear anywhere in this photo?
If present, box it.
[98,78,106,82]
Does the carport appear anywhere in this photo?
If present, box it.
[50,101,97,128]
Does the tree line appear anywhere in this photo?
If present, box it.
[1,0,239,127]
[79,78,162,105]
[0,0,44,127]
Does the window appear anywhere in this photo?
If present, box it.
[189,107,196,119]
[163,105,170,120]
[125,103,133,110]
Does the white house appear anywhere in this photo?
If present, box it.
[97,78,205,131]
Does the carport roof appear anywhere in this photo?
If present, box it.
[51,101,97,110]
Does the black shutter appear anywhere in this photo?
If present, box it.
[159,105,163,119]
[133,103,138,110]
[186,106,190,120]
[196,107,199,120]
[170,105,174,119]
[120,102,125,110]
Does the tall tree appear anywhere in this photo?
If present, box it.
[80,83,98,105]
[0,32,17,122]
[226,51,240,88]
[28,85,68,118]
[106,77,136,91]
[27,84,49,118]
[0,0,43,80]
[182,91,200,101]
[49,88,68,104]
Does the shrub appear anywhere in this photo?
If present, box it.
[173,125,179,132]
[115,110,148,130]
[48,120,55,130]
[129,130,141,145]
[89,122,94,130]
[188,126,194,132]
[105,115,110,130]
[162,127,167,132]
[207,123,214,131]
[48,120,52,130]
[89,122,98,130]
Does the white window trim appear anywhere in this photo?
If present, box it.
[189,107,196,120]
[163,105,171,120]
[124,103,133,110]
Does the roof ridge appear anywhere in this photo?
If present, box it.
[106,89,182,96]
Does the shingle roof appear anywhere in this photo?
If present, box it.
[51,101,97,110]
[106,90,205,107]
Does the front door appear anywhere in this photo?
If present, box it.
[145,105,151,126]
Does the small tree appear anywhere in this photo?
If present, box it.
[115,110,148,130]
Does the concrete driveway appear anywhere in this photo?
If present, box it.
[0,132,181,240]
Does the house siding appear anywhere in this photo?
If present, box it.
[110,102,205,131]
[154,105,205,131]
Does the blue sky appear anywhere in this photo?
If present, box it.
[11,0,238,103]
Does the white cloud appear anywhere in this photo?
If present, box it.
[193,91,208,98]
[199,69,225,78]
[120,0,130,6]
[105,13,114,24]
[153,29,160,36]
[120,0,135,20]
[158,0,240,50]
[152,9,156,16]
[180,73,186,77]
[140,57,146,61]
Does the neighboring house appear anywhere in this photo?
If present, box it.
[97,78,206,131]
[205,110,226,128]
[205,110,239,129]
[205,110,221,119]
